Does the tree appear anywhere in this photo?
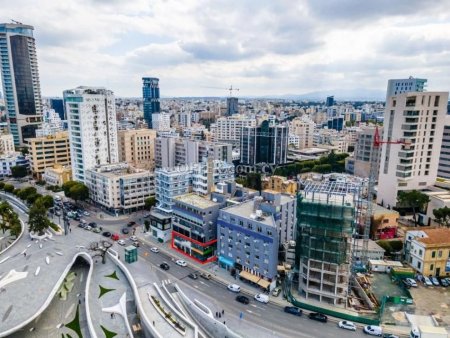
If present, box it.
[397,190,430,226]
[26,193,42,205]
[28,199,52,235]
[3,184,14,193]
[69,183,89,203]
[11,165,28,178]
[18,186,37,200]
[433,207,450,227]
[37,195,54,209]
[246,173,262,191]
[144,220,150,232]
[0,182,5,190]
[62,181,78,196]
[20,146,29,156]
[145,197,156,210]
[0,201,21,238]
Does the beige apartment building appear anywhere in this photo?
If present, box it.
[43,164,72,186]
[118,128,157,170]
[0,134,15,155]
[27,131,71,179]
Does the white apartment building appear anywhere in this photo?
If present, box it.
[438,116,450,179]
[377,91,449,207]
[386,77,427,98]
[289,117,315,149]
[152,112,171,131]
[177,111,191,128]
[210,115,256,146]
[191,160,235,195]
[350,126,382,178]
[64,86,119,183]
[0,133,14,155]
[86,162,154,213]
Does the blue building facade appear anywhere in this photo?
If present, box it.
[50,98,65,120]
[142,77,160,129]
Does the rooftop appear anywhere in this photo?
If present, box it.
[416,228,450,247]
[174,193,219,209]
[222,199,276,227]
[352,239,385,253]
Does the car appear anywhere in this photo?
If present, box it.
[446,278,450,285]
[284,306,302,316]
[401,279,411,289]
[254,293,269,304]
[431,277,440,286]
[176,260,187,267]
[200,273,212,280]
[102,231,112,237]
[92,228,101,233]
[84,225,92,231]
[272,287,281,297]
[89,222,97,228]
[383,334,399,338]
[111,233,120,241]
[227,284,241,293]
[74,215,80,221]
[405,278,418,287]
[423,276,433,286]
[129,235,137,241]
[160,262,170,270]
[308,312,327,323]
[338,320,356,331]
[78,223,86,228]
[127,221,136,227]
[235,295,250,304]
[439,277,449,287]
[80,219,87,224]
[83,211,90,216]
[150,247,160,253]
[55,211,61,216]
[132,241,140,247]
[188,273,198,280]
[363,325,382,336]
[121,228,129,234]
[117,239,126,246]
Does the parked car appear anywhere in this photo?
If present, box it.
[401,279,411,289]
[423,276,433,286]
[117,239,126,246]
[121,228,129,234]
[176,259,187,267]
[338,320,356,331]
[227,284,241,293]
[84,225,92,231]
[55,211,61,216]
[431,277,440,286]
[363,325,382,336]
[188,273,198,280]
[102,231,112,237]
[78,223,86,228]
[89,222,97,228]
[111,233,120,241]
[439,277,449,287]
[150,247,160,253]
[132,241,140,247]
[127,221,136,227]
[308,312,327,323]
[73,215,80,221]
[92,228,101,233]
[83,211,90,216]
[284,306,302,316]
[129,235,137,241]
[405,278,418,287]
[272,287,281,297]
[254,293,269,304]
[235,295,250,304]
[160,262,170,270]
[200,273,212,280]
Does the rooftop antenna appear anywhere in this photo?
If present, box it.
[228,85,239,97]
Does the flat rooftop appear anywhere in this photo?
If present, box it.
[223,200,276,227]
[174,193,219,209]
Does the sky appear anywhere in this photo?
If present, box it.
[1,0,450,98]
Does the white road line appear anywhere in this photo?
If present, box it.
[65,303,75,319]
[0,256,10,264]
[80,272,84,283]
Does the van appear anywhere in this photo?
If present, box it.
[254,293,269,304]
[363,325,382,336]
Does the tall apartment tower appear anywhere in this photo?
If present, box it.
[377,84,449,207]
[64,86,119,183]
[0,23,43,145]
[437,116,450,179]
[142,77,160,129]
[226,97,239,116]
[386,77,427,98]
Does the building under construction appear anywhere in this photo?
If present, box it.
[296,179,362,306]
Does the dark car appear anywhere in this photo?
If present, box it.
[401,279,411,289]
[308,312,327,323]
[236,295,250,304]
[102,231,112,237]
[284,306,302,316]
[89,222,97,228]
[78,223,86,228]
[439,278,449,287]
[74,215,81,221]
[121,228,129,234]
[127,221,136,227]
[160,262,170,270]
[188,273,198,280]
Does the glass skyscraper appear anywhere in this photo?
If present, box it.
[142,77,160,129]
[0,23,43,145]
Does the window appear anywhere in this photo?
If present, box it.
[438,251,443,258]
[432,251,436,258]
[430,264,434,271]
[417,261,421,269]
[419,249,423,256]
[434,96,440,107]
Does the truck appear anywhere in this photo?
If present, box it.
[410,326,448,338]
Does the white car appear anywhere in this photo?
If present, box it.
[227,284,241,293]
[254,293,269,304]
[117,239,126,246]
[83,211,90,216]
[129,235,137,241]
[363,325,383,336]
[84,225,92,231]
[150,247,160,253]
[176,259,187,267]
[338,320,356,331]
[406,278,418,287]
[423,276,433,286]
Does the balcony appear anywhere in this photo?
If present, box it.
[403,110,420,117]
[401,124,417,131]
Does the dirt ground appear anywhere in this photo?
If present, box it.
[409,285,450,327]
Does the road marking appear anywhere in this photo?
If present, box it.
[65,303,75,319]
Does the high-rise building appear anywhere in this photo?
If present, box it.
[210,115,256,147]
[0,23,43,145]
[386,77,427,98]
[349,126,382,178]
[326,96,334,107]
[151,111,171,131]
[438,116,450,179]
[226,97,239,116]
[240,121,288,165]
[118,128,157,170]
[64,86,119,183]
[142,77,160,128]
[49,98,65,120]
[377,90,449,207]
[289,117,315,149]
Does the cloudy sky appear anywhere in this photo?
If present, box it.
[1,0,450,98]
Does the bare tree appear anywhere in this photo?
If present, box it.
[89,240,113,264]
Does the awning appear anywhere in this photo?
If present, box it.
[239,270,260,283]
[257,278,271,289]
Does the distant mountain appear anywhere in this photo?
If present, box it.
[266,89,386,102]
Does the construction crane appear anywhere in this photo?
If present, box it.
[360,126,410,265]
[227,85,239,97]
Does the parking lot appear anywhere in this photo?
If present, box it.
[409,283,450,327]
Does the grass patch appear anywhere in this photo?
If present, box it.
[49,222,60,231]
[105,271,119,280]
[65,304,83,338]
[100,325,117,338]
[98,285,115,298]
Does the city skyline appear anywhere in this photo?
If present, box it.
[0,1,449,98]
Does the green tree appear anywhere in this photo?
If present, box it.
[433,206,450,228]
[20,146,29,156]
[18,186,37,200]
[0,201,21,237]
[62,181,78,196]
[0,182,5,190]
[37,195,54,209]
[11,165,28,178]
[144,197,156,210]
[28,199,52,235]
[69,183,89,203]
[397,190,430,226]
[144,220,150,232]
[246,173,262,191]
[26,193,42,205]
[3,184,14,193]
